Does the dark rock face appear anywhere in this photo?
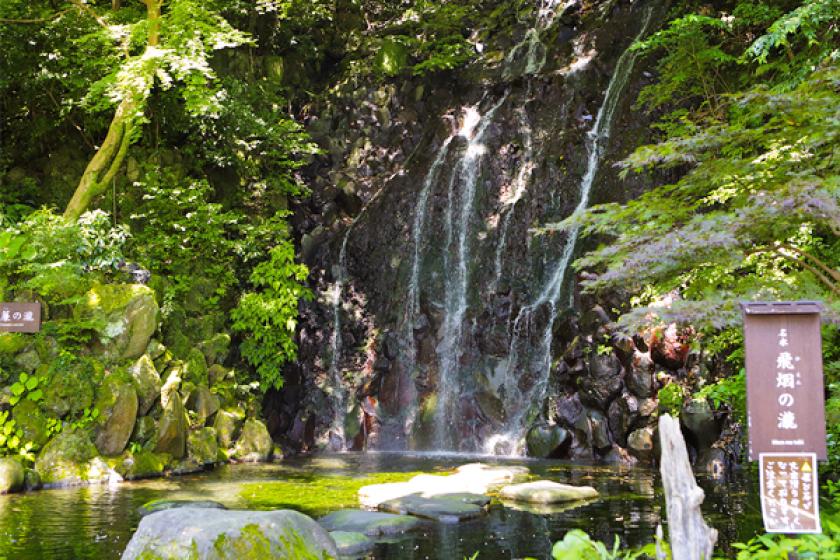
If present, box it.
[265,0,724,463]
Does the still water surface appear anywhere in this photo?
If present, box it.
[0,452,762,559]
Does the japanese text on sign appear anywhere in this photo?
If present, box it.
[0,302,41,333]
[760,453,821,534]
[742,302,826,460]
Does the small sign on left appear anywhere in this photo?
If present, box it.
[0,302,41,333]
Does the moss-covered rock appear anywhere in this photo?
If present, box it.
[131,415,158,447]
[213,407,245,449]
[155,391,188,459]
[121,508,339,560]
[183,348,208,386]
[232,418,272,462]
[0,458,25,494]
[197,333,230,366]
[146,339,166,361]
[24,468,41,491]
[0,333,26,356]
[330,531,374,556]
[43,357,100,418]
[14,349,41,373]
[207,364,229,387]
[35,430,99,486]
[112,449,167,480]
[74,283,159,361]
[188,427,219,466]
[186,385,220,426]
[129,355,161,416]
[12,399,50,448]
[94,372,138,456]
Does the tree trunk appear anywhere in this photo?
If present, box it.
[63,0,163,221]
[63,97,135,221]
[658,414,718,560]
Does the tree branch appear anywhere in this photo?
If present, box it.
[0,9,71,24]
[773,247,840,298]
[778,243,840,284]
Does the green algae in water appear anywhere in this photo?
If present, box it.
[239,471,429,517]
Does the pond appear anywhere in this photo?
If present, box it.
[0,452,762,559]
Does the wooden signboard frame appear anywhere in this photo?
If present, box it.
[742,301,827,461]
[0,302,41,333]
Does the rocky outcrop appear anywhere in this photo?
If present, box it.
[75,283,159,362]
[94,373,139,456]
[232,419,273,462]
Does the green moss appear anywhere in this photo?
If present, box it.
[0,333,27,356]
[239,471,426,518]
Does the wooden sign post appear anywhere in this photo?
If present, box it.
[0,302,41,333]
[742,301,826,534]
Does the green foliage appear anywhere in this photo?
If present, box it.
[0,410,35,461]
[545,529,659,560]
[0,208,128,305]
[696,370,746,423]
[232,238,312,391]
[9,372,43,407]
[729,515,840,559]
[69,408,100,432]
[127,173,242,316]
[657,382,686,417]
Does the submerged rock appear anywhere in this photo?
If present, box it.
[121,508,338,559]
[378,494,488,523]
[499,480,599,504]
[318,509,426,536]
[330,531,375,556]
[0,458,24,494]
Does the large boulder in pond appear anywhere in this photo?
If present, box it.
[120,508,338,560]
[0,458,25,494]
[35,430,117,487]
[75,283,159,361]
[129,355,161,416]
[232,418,272,462]
[155,392,188,459]
[95,373,138,456]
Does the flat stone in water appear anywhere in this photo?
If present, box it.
[358,463,528,508]
[499,480,599,504]
[137,499,226,518]
[319,509,427,536]
[378,494,487,523]
[500,498,597,515]
[330,531,375,556]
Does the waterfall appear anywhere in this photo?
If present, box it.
[327,231,350,450]
[434,94,508,450]
[490,99,535,293]
[401,134,456,437]
[486,6,657,456]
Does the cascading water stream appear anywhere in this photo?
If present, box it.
[400,134,456,437]
[490,98,535,293]
[327,231,350,450]
[434,94,508,450]
[486,6,657,456]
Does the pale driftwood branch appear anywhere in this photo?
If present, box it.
[659,414,718,560]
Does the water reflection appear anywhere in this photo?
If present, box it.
[0,453,761,559]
